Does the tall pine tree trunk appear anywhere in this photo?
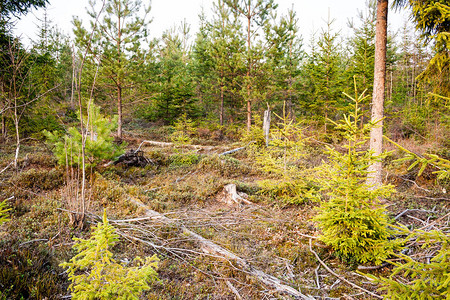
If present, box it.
[117,84,122,139]
[367,0,388,187]
[246,14,252,131]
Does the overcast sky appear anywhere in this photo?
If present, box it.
[13,0,412,48]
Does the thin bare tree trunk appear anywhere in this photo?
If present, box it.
[117,2,123,139]
[367,0,388,187]
[220,81,224,126]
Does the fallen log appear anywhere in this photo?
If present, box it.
[218,141,254,157]
[127,197,313,299]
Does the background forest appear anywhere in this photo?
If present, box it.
[0,0,449,299]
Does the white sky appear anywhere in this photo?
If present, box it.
[13,0,412,48]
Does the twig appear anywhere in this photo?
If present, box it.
[298,232,319,239]
[19,239,48,247]
[416,196,449,201]
[330,279,341,289]
[314,265,321,289]
[225,280,243,300]
[357,262,389,271]
[418,211,450,231]
[0,162,13,175]
[308,239,382,299]
[398,176,431,192]
[394,208,436,220]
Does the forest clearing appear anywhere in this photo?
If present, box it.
[0,0,449,299]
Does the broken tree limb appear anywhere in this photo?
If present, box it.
[136,140,215,152]
[218,141,255,157]
[127,197,313,299]
[103,149,152,167]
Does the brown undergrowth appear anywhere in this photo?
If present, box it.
[0,130,448,299]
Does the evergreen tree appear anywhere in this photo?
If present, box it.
[73,0,151,139]
[152,25,198,123]
[314,85,398,265]
[347,0,376,103]
[302,17,346,131]
[60,210,159,300]
[224,0,277,130]
[44,100,125,167]
[192,0,245,126]
[265,7,303,119]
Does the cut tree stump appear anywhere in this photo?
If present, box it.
[127,197,313,300]
[218,184,253,206]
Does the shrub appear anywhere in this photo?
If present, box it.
[313,88,398,265]
[60,210,159,300]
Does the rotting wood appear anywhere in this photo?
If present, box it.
[127,196,314,299]
[136,140,215,152]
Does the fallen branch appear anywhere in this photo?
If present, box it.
[136,140,215,152]
[418,211,450,231]
[19,239,48,247]
[0,162,13,175]
[394,208,436,220]
[225,280,243,300]
[218,141,254,157]
[128,197,313,299]
[308,239,382,299]
[357,262,389,271]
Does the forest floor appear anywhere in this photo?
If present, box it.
[0,123,449,299]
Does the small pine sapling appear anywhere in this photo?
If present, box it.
[44,101,125,167]
[313,85,398,265]
[170,113,196,146]
[60,210,159,300]
[252,106,318,204]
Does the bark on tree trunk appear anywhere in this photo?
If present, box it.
[117,85,122,139]
[367,0,388,187]
[220,82,224,126]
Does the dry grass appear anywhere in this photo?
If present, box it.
[0,131,448,299]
